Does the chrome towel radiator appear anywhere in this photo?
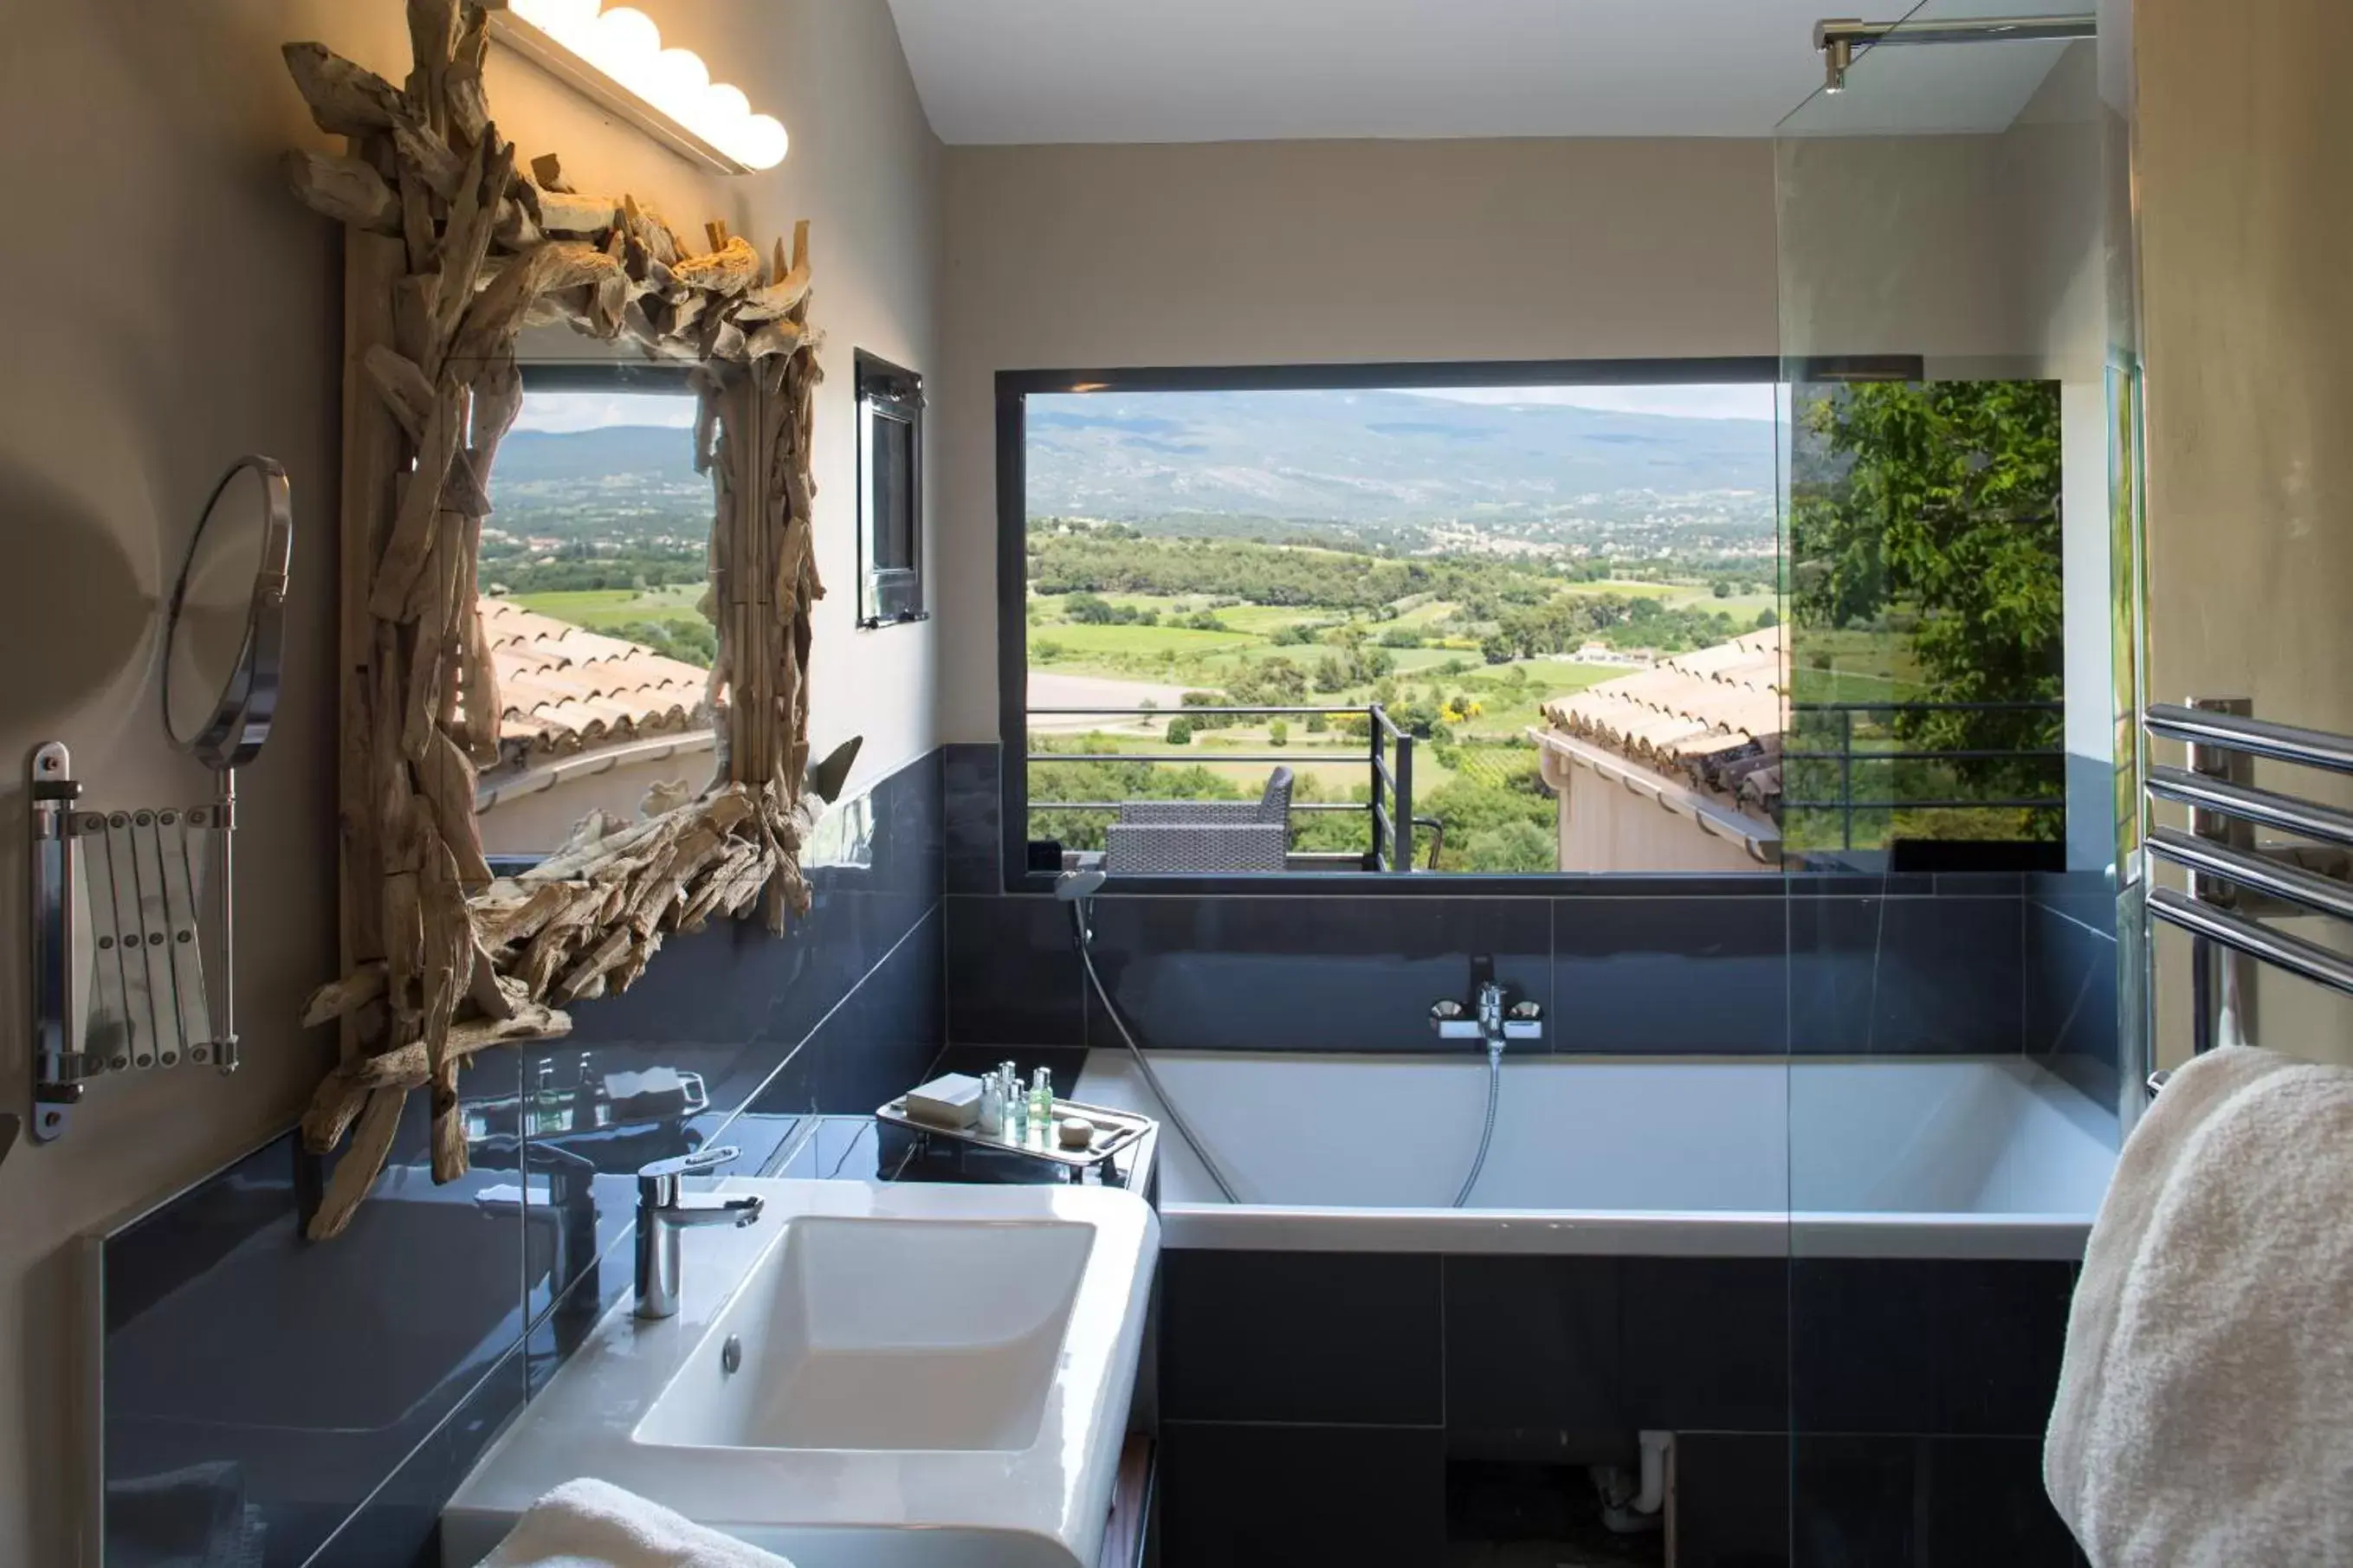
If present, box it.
[2143,699,2353,1085]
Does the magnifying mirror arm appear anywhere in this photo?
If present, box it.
[214,767,239,1074]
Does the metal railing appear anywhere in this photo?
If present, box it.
[1781,699,2066,851]
[1025,703,1420,871]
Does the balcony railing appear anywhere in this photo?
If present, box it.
[1025,704,1426,872]
[1781,699,2066,851]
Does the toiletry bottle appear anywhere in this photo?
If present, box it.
[1004,1067,1027,1139]
[979,1071,1004,1137]
[1030,1067,1053,1133]
[531,1059,560,1134]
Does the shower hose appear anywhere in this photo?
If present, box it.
[1072,901,1502,1211]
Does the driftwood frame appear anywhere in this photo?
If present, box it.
[281,2,829,1237]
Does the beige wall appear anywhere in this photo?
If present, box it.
[2136,0,2353,1068]
[935,137,1782,742]
[0,3,939,1558]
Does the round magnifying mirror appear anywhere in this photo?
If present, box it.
[164,456,294,771]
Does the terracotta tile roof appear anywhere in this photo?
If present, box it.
[1540,626,1785,813]
[477,597,713,763]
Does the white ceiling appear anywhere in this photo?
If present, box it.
[882,0,2078,145]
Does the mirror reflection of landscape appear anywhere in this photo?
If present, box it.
[475,380,719,861]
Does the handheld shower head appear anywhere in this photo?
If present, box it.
[1056,868,1109,902]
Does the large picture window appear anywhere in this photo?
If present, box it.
[996,360,2065,888]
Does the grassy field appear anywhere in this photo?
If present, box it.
[510,584,707,630]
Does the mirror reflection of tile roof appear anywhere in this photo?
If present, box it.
[1539,625,1783,815]
[477,597,714,765]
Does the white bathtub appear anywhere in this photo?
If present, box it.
[1071,1051,2118,1261]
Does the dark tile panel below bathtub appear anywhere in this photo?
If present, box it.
[1077,894,1551,1053]
[1551,898,1788,1055]
[1791,1258,2075,1436]
[1675,1433,1791,1568]
[1794,1435,2080,1568]
[1159,1422,1447,1568]
[1789,895,2027,1054]
[1161,1249,1442,1425]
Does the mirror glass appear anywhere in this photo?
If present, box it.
[473,361,721,865]
[165,456,291,769]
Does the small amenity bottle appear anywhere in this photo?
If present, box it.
[1029,1067,1054,1131]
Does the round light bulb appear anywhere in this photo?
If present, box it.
[646,47,711,116]
[737,115,790,171]
[514,0,602,35]
[701,82,752,125]
[591,7,663,74]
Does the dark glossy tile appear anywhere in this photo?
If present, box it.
[303,1345,528,1568]
[1789,896,2024,1054]
[944,741,1001,894]
[1923,1436,2078,1567]
[807,903,946,1117]
[928,1042,1090,1091]
[945,894,1084,1046]
[1675,1433,1790,1568]
[1793,1436,1916,1568]
[1080,895,1550,1052]
[1621,1258,1789,1432]
[1443,1256,1621,1447]
[1161,1250,1441,1425]
[1160,1422,1446,1568]
[1791,1260,2073,1436]
[2026,901,2119,1081]
[102,1056,526,1568]
[1551,899,1787,1055]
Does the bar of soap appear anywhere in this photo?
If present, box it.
[905,1073,984,1129]
[1057,1116,1096,1150]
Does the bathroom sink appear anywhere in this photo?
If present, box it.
[442,1180,1159,1568]
[635,1216,1095,1453]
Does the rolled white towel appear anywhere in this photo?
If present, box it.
[2046,1044,2353,1566]
[480,1478,794,1568]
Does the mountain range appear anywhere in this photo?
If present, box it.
[1024,388,1776,527]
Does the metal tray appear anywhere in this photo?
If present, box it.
[874,1094,1154,1175]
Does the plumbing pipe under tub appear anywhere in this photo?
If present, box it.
[1595,1430,1673,1533]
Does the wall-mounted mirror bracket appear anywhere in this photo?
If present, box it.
[27,740,234,1145]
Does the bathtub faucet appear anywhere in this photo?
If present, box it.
[1430,961,1542,1055]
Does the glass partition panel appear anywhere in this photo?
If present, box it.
[1775,4,2123,1560]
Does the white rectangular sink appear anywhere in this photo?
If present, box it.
[635,1216,1094,1454]
[443,1179,1159,1568]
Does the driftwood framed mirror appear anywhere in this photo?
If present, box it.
[280,3,846,1236]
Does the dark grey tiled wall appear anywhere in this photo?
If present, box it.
[1155,1249,2083,1568]
[943,742,2125,1060]
[99,750,947,1568]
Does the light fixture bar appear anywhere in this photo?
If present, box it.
[487,3,788,175]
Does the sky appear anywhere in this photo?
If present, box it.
[511,390,697,434]
[507,381,1785,434]
[1404,383,1781,423]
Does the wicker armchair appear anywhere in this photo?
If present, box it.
[1106,768,1293,873]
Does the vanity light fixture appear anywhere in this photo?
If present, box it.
[489,0,789,174]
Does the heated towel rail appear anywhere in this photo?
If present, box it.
[2143,698,2353,1086]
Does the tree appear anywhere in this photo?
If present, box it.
[1269,719,1290,747]
[1165,716,1194,745]
[1305,712,1329,734]
[1790,379,2064,828]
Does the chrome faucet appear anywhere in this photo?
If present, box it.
[1431,965,1542,1055]
[635,1145,763,1320]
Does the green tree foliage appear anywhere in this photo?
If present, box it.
[1165,717,1193,745]
[1269,719,1290,747]
[1790,380,2065,832]
[612,617,717,669]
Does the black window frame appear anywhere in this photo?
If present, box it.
[994,354,1794,897]
[857,351,928,629]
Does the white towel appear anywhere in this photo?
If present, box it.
[2046,1044,2353,1566]
[480,1478,795,1568]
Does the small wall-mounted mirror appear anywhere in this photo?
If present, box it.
[165,455,294,771]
